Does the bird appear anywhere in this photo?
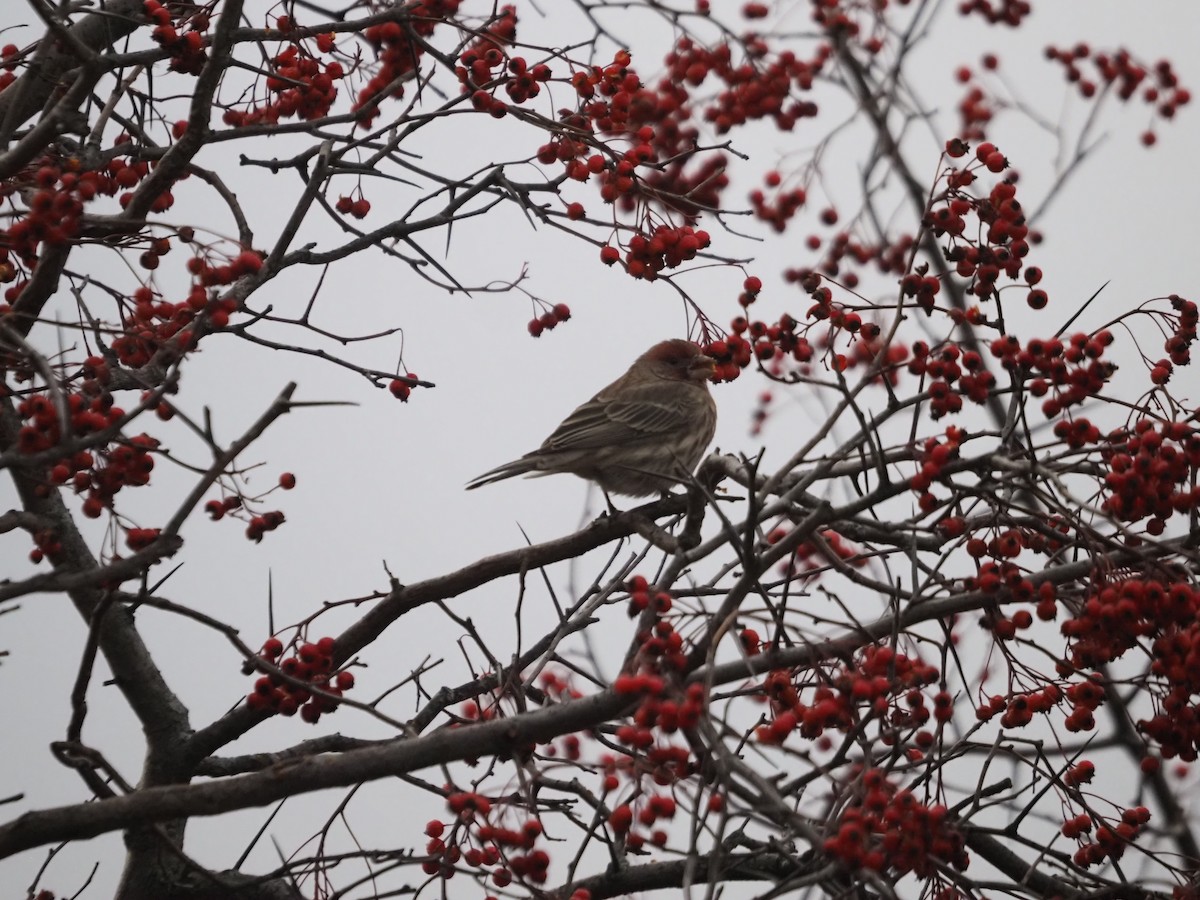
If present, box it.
[467,339,717,498]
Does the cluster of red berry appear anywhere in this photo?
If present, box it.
[1062,798,1151,868]
[247,636,352,723]
[1100,419,1200,527]
[1147,295,1199,386]
[0,43,20,93]
[2,164,87,283]
[144,0,207,75]
[1051,573,1200,759]
[388,373,420,402]
[26,527,61,565]
[1141,606,1200,760]
[704,45,822,134]
[784,527,868,578]
[219,19,343,127]
[17,389,160,525]
[599,224,711,281]
[934,151,1035,300]
[465,51,550,114]
[615,673,705,746]
[459,10,529,117]
[265,44,339,123]
[965,559,1037,608]
[607,792,677,848]
[1061,677,1106,733]
[988,331,1115,419]
[953,73,995,141]
[975,682,1062,729]
[757,646,939,746]
[750,172,807,233]
[334,195,370,219]
[526,302,570,337]
[0,149,178,306]
[911,426,963,496]
[702,334,754,383]
[427,792,550,886]
[598,742,695,797]
[824,768,968,877]
[353,0,466,127]
[205,489,289,542]
[568,47,712,219]
[537,38,822,274]
[1044,44,1188,145]
[909,342,996,418]
[112,269,247,368]
[958,0,1032,26]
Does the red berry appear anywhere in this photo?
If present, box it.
[945,138,969,158]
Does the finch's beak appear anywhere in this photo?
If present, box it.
[691,355,717,380]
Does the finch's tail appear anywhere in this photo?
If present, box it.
[465,457,537,490]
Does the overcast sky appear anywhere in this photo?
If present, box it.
[4,1,1200,896]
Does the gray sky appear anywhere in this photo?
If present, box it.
[4,1,1200,896]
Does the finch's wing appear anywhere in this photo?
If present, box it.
[540,382,700,452]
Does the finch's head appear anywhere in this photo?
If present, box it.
[641,339,717,384]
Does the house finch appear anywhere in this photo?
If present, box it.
[467,339,717,498]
